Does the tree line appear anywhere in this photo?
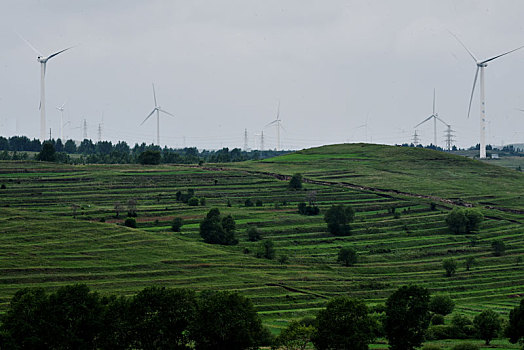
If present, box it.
[0,135,289,164]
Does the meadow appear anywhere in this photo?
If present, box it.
[0,144,522,346]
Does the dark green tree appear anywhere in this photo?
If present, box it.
[36,142,56,162]
[337,247,358,267]
[442,258,457,277]
[128,287,197,350]
[491,240,506,256]
[465,256,477,271]
[199,208,237,245]
[324,205,355,235]
[275,319,314,350]
[124,217,137,228]
[445,208,483,234]
[429,294,455,316]
[288,173,303,190]
[257,239,275,259]
[385,285,431,350]
[506,299,524,345]
[473,309,501,345]
[312,296,376,350]
[138,150,161,165]
[190,291,270,350]
[247,227,261,242]
[172,217,183,232]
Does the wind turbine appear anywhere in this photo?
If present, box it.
[56,101,66,141]
[265,101,284,151]
[414,89,448,147]
[451,32,524,158]
[140,83,175,146]
[18,33,72,141]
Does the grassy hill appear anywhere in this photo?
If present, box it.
[0,144,522,337]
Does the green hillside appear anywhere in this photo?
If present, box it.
[0,144,522,335]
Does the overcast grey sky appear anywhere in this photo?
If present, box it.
[1,0,524,150]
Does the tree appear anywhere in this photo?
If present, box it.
[288,173,303,190]
[124,217,137,228]
[247,227,261,242]
[491,240,506,256]
[337,247,358,267]
[506,299,524,345]
[138,150,161,165]
[128,287,197,350]
[465,256,477,271]
[312,296,376,350]
[172,217,183,232]
[429,295,455,316]
[473,309,501,345]
[324,205,355,236]
[36,142,56,162]
[127,199,137,217]
[199,208,238,245]
[114,202,123,218]
[445,208,483,234]
[385,285,431,350]
[190,290,270,350]
[442,258,457,277]
[257,239,275,259]
[275,319,315,350]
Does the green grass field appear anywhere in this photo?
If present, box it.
[0,144,522,344]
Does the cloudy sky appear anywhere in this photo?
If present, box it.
[1,0,524,150]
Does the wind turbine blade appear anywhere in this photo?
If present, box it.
[265,120,278,127]
[414,115,434,129]
[16,31,42,56]
[467,66,480,119]
[276,100,280,120]
[449,31,477,62]
[516,108,524,113]
[140,109,156,125]
[159,108,175,117]
[433,88,436,115]
[47,47,73,60]
[481,45,524,64]
[279,123,287,132]
[435,115,448,126]
[152,83,157,107]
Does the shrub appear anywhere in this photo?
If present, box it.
[450,314,474,339]
[278,254,289,265]
[247,227,261,242]
[256,240,275,260]
[0,184,5,189]
[255,199,263,207]
[445,207,483,234]
[288,173,303,190]
[451,343,479,350]
[324,204,355,236]
[465,256,477,271]
[426,325,454,340]
[431,314,445,325]
[430,295,455,315]
[124,218,136,228]
[298,202,320,216]
[188,197,199,206]
[199,197,206,206]
[275,319,314,350]
[422,345,441,350]
[244,198,254,207]
[171,217,183,232]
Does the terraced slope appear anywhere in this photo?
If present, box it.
[0,145,522,332]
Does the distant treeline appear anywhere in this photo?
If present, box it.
[399,142,524,154]
[0,136,289,164]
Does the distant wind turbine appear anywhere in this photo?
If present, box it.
[414,89,448,147]
[17,33,73,141]
[451,32,524,158]
[140,83,175,146]
[265,101,284,151]
[56,101,66,141]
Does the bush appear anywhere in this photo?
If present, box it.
[199,197,206,206]
[171,217,183,232]
[124,218,137,228]
[337,247,358,267]
[426,324,454,340]
[257,239,275,260]
[244,198,254,207]
[278,254,289,265]
[431,314,445,325]
[247,227,261,242]
[0,184,5,189]
[275,319,314,350]
[491,240,506,256]
[255,199,263,207]
[451,343,479,350]
[298,202,320,216]
[324,204,355,236]
[450,314,475,339]
[430,295,455,316]
[422,345,441,350]
[445,207,483,234]
[288,173,303,190]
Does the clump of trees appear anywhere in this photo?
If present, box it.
[324,204,355,235]
[337,246,358,266]
[199,208,237,245]
[288,173,303,190]
[297,202,320,216]
[0,285,271,350]
[445,207,483,234]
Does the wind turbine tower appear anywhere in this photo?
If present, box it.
[83,119,88,140]
[140,83,175,146]
[56,102,66,141]
[243,128,248,151]
[414,89,448,147]
[265,101,283,151]
[451,33,524,158]
[17,34,72,141]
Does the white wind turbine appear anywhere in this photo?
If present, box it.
[265,101,284,151]
[451,33,524,158]
[414,89,448,147]
[18,33,72,141]
[56,101,67,141]
[140,83,175,146]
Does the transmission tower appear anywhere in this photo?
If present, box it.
[82,119,88,139]
[444,125,455,151]
[412,130,420,146]
[97,123,102,142]
[243,128,248,151]
[260,131,264,151]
